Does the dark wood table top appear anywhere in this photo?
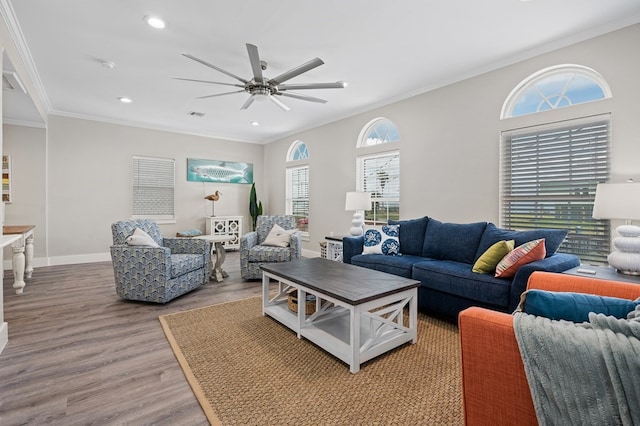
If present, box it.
[261,257,419,305]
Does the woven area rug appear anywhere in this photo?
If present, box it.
[159,297,463,425]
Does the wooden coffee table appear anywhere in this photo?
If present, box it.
[261,258,419,373]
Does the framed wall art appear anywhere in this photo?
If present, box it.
[2,155,11,203]
[187,158,254,184]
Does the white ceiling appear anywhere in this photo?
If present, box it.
[3,0,640,142]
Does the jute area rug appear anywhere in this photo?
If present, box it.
[159,297,463,425]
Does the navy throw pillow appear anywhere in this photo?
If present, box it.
[518,289,640,323]
[475,223,567,262]
[388,216,429,256]
[422,219,487,264]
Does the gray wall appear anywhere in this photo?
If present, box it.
[265,24,640,253]
[3,23,640,265]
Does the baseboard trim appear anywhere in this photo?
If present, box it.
[0,322,8,354]
[4,250,322,270]
[3,252,112,270]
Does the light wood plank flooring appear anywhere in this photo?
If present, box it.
[0,252,261,425]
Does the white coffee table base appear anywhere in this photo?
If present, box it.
[262,271,417,374]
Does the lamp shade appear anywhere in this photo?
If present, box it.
[345,191,371,211]
[592,183,640,220]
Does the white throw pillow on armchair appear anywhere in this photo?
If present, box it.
[261,224,294,247]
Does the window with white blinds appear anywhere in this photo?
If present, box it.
[501,117,610,264]
[357,150,400,223]
[132,155,175,219]
[286,165,309,233]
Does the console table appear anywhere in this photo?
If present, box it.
[3,225,35,295]
[205,216,242,250]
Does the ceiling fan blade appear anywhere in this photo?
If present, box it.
[277,81,347,91]
[268,57,324,85]
[173,77,244,88]
[246,44,264,83]
[182,53,249,84]
[279,92,327,104]
[269,95,291,111]
[241,95,256,110]
[197,90,245,99]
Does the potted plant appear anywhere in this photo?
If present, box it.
[249,182,263,231]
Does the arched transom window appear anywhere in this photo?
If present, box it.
[358,118,400,147]
[501,64,612,119]
[287,140,309,161]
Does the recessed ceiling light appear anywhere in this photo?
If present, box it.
[118,97,133,104]
[144,16,166,29]
[250,121,260,126]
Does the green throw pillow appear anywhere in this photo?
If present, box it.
[472,240,515,274]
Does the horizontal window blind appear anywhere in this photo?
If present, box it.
[358,151,400,223]
[501,119,610,264]
[132,156,175,218]
[287,166,309,232]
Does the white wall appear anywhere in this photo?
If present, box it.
[265,24,640,253]
[2,23,639,265]
[2,124,46,260]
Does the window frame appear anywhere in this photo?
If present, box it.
[131,155,176,222]
[286,141,310,239]
[500,115,611,264]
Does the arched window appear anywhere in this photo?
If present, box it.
[356,118,400,223]
[500,65,612,264]
[286,141,309,235]
[287,140,309,161]
[358,118,400,147]
[501,64,611,118]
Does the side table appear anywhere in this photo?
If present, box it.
[195,234,234,282]
[324,235,344,262]
[562,264,640,285]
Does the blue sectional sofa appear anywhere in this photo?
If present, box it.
[342,217,580,320]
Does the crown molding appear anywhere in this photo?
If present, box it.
[0,0,51,113]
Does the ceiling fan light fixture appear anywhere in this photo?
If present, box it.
[144,15,166,29]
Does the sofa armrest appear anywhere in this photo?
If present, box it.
[240,231,258,253]
[509,253,580,311]
[527,270,640,299]
[163,237,210,255]
[459,307,537,426]
[289,232,302,260]
[342,235,364,264]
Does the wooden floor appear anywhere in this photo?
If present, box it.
[0,252,262,425]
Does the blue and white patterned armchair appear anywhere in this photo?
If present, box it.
[110,219,211,303]
[240,215,302,280]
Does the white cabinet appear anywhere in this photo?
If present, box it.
[206,216,242,250]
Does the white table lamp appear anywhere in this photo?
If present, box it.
[345,192,371,236]
[592,182,640,275]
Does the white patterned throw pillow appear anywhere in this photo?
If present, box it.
[362,225,400,255]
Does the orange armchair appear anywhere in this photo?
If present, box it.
[458,271,640,426]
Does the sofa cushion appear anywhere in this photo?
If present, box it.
[422,219,487,264]
[248,245,292,262]
[517,290,640,322]
[363,225,400,255]
[472,240,515,274]
[170,253,205,277]
[495,239,546,278]
[413,259,511,308]
[350,254,426,278]
[388,216,429,256]
[475,223,567,261]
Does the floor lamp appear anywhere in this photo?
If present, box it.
[345,192,372,236]
[592,182,640,275]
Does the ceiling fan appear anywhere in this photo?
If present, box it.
[176,43,347,111]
